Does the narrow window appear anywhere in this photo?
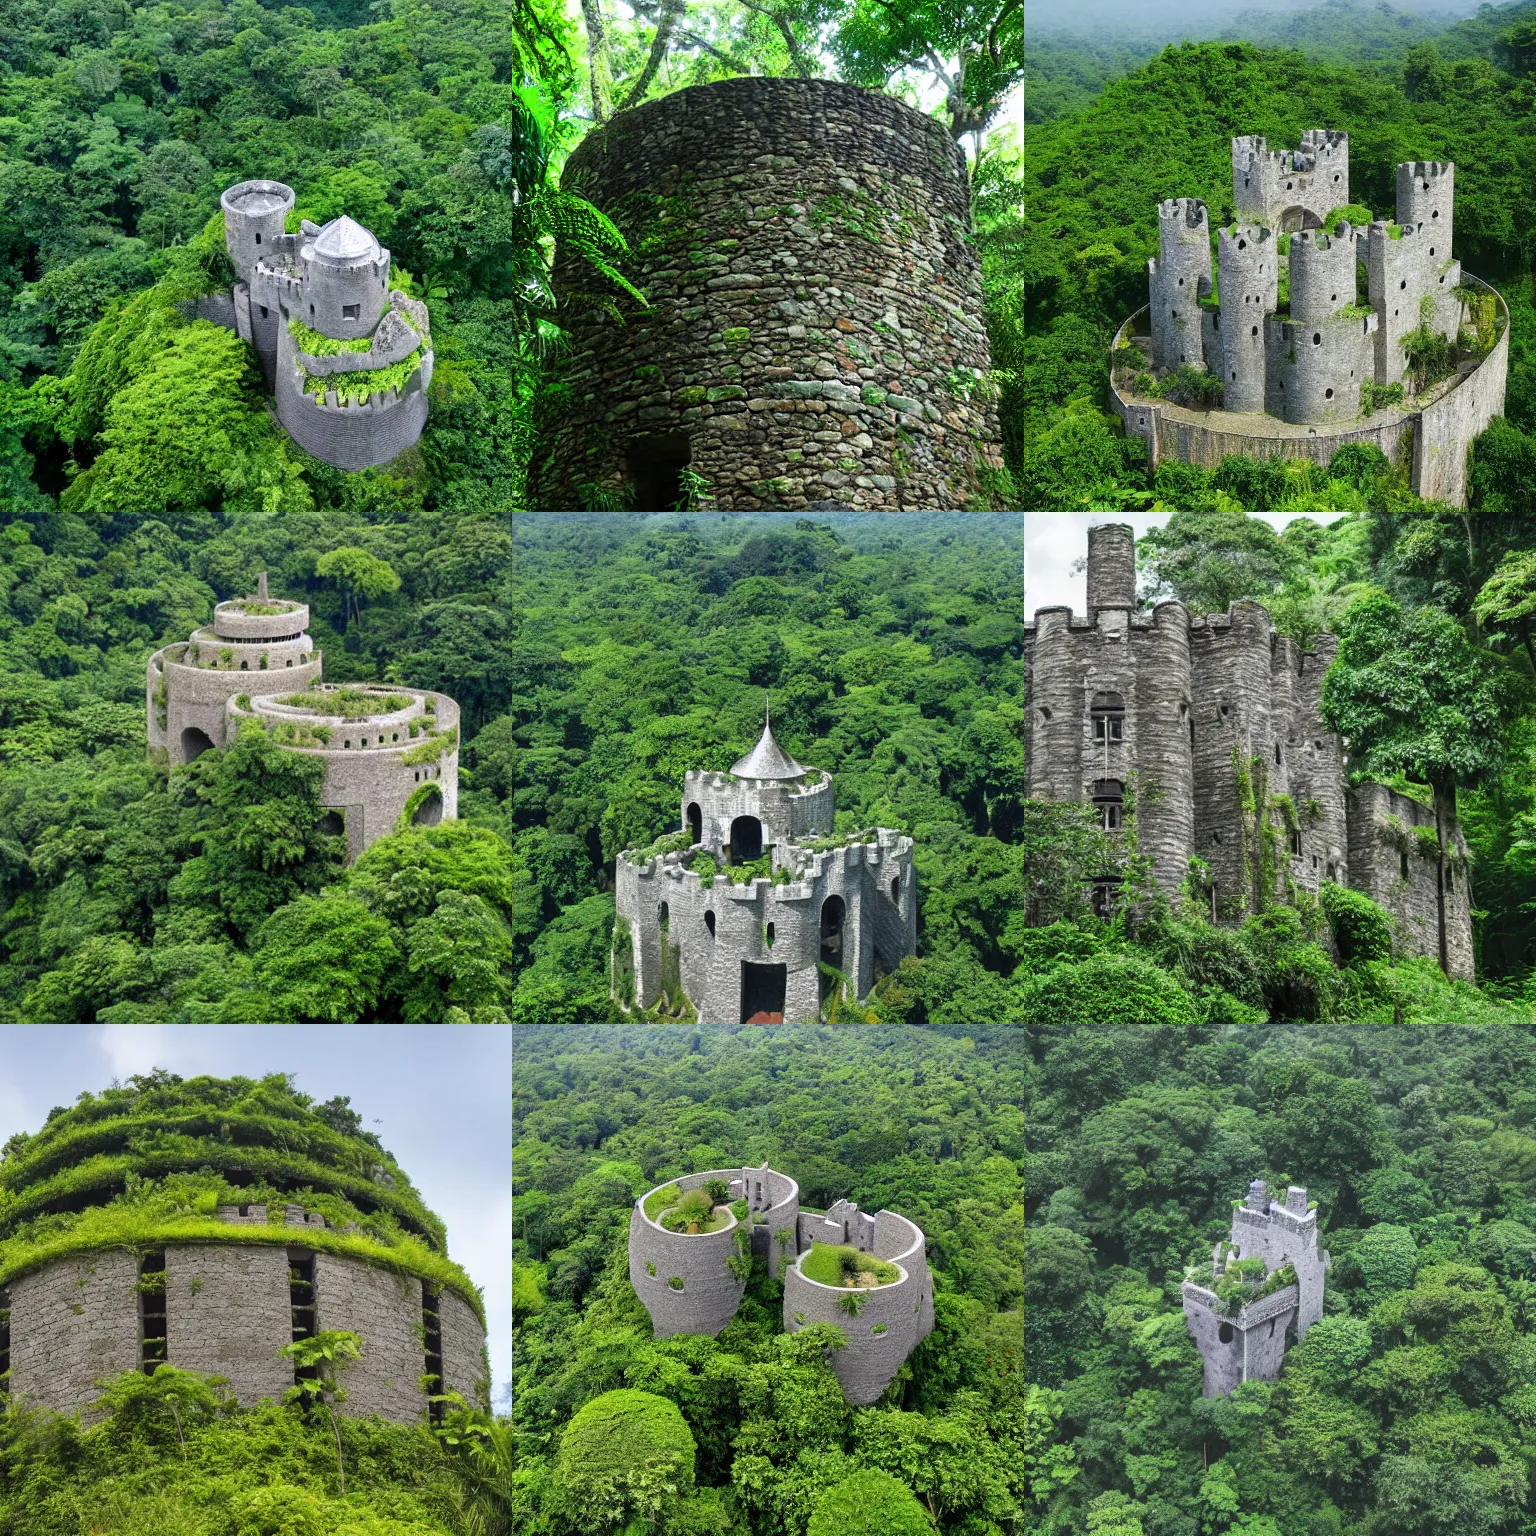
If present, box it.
[139,1251,167,1374]
[1290,830,1302,856]
[289,1252,317,1399]
[342,303,360,319]
[260,305,269,317]
[891,877,899,902]
[422,1282,445,1426]
[1274,743,1281,765]
[1092,779,1124,831]
[254,231,261,245]
[1400,851,1410,879]
[659,901,669,930]
[705,911,716,938]
[766,921,775,948]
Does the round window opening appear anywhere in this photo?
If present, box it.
[1218,1322,1235,1344]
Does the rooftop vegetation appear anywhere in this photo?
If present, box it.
[799,1241,900,1288]
[646,1180,733,1234]
[278,689,414,719]
[0,1071,481,1317]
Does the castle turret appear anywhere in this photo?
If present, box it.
[1087,523,1137,613]
[1267,225,1376,423]
[1300,129,1350,213]
[1209,225,1278,412]
[1149,198,1211,371]
[221,180,294,291]
[301,216,392,342]
[1397,161,1453,256]
[1366,215,1459,391]
[1232,131,1348,232]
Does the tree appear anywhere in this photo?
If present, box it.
[255,897,400,1021]
[833,0,1023,154]
[314,546,402,639]
[1321,593,1522,973]
[554,1388,697,1532]
[281,1330,363,1496]
[1473,549,1536,674]
[805,1467,935,1536]
[1138,509,1295,616]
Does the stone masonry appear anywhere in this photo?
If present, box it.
[1024,523,1475,977]
[2,1237,485,1423]
[1120,134,1506,509]
[1183,1179,1331,1396]
[613,703,915,1021]
[533,77,1004,510]
[147,573,459,862]
[629,1165,932,1405]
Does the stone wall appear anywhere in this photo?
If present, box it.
[1182,1284,1298,1396]
[438,1287,489,1407]
[533,76,1002,511]
[165,1244,293,1406]
[274,343,431,472]
[681,770,834,858]
[314,1252,425,1424]
[628,1173,749,1336]
[8,1251,140,1422]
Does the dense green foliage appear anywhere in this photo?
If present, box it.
[509,514,1024,1024]
[0,1069,482,1311]
[0,1367,508,1534]
[1024,509,1536,1015]
[1024,1023,1536,1535]
[1021,5,1536,509]
[512,1025,1025,1536]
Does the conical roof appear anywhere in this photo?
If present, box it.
[312,214,380,263]
[730,696,805,779]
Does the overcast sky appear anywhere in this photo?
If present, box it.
[0,1024,510,1411]
[1025,513,1347,619]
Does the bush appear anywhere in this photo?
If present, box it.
[1020,952,1201,1027]
[1321,882,1393,964]
[806,1468,934,1536]
[554,1389,695,1531]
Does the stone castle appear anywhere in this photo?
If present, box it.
[204,180,432,470]
[147,574,459,862]
[1023,523,1474,978]
[628,1164,933,1405]
[1183,1179,1330,1396]
[533,77,1003,511]
[1110,132,1508,508]
[612,702,915,1022]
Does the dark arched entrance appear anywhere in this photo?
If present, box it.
[686,802,702,845]
[412,786,443,826]
[181,726,214,762]
[820,895,845,967]
[1277,205,1322,234]
[729,815,763,862]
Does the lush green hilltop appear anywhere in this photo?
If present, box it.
[1022,24,1536,509]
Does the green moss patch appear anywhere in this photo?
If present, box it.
[798,1241,899,1287]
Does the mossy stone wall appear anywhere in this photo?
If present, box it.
[535,77,1003,511]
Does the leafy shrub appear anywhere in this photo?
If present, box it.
[1020,952,1201,1027]
[806,1468,934,1536]
[554,1389,696,1532]
[1321,882,1393,964]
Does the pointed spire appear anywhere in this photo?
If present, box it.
[730,692,805,780]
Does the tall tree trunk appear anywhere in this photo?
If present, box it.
[618,0,685,112]
[1432,779,1454,977]
[581,0,614,123]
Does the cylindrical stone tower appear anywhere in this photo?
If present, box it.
[1087,523,1137,612]
[1300,129,1350,210]
[0,1074,488,1426]
[1288,226,1359,323]
[1213,226,1278,412]
[1149,198,1211,371]
[1397,161,1453,253]
[531,78,1003,511]
[221,180,294,290]
[301,216,392,341]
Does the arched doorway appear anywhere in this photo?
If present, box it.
[686,802,702,845]
[820,895,845,970]
[181,726,214,762]
[412,786,443,826]
[1277,206,1322,234]
[729,814,763,862]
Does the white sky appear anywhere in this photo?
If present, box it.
[0,1025,510,1411]
[1025,512,1347,618]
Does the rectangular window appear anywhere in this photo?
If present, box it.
[422,1282,445,1426]
[289,1251,317,1398]
[342,303,360,319]
[139,1251,167,1374]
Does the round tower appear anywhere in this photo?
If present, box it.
[0,1073,488,1425]
[1288,225,1360,324]
[1396,161,1453,254]
[1299,129,1350,211]
[1086,522,1137,612]
[1150,198,1212,371]
[531,76,1002,511]
[221,179,294,289]
[301,216,392,342]
[1214,225,1278,412]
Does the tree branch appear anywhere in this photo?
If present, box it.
[736,0,818,78]
[580,0,614,124]
[618,0,686,112]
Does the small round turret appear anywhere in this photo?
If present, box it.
[221,180,294,289]
[1287,224,1360,324]
[1396,161,1453,255]
[301,216,391,341]
[1150,198,1212,370]
[1214,225,1277,411]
